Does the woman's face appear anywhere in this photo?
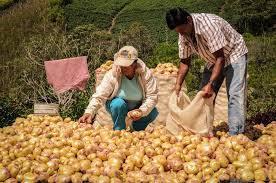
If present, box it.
[121,61,137,78]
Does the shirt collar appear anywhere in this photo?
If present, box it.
[191,13,201,35]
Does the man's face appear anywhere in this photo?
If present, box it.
[175,16,193,36]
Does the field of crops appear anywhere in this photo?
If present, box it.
[114,0,224,42]
[64,0,134,30]
[64,0,225,42]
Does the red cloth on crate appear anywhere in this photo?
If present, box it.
[44,56,90,94]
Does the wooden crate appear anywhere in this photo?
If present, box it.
[34,103,59,116]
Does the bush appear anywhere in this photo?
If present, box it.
[47,0,72,24]
[223,0,276,34]
[0,97,32,127]
[0,0,20,11]
[246,35,276,117]
[47,5,65,23]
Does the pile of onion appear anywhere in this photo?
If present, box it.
[96,60,113,74]
[0,115,275,182]
[151,63,178,76]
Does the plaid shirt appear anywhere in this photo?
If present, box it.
[178,13,248,68]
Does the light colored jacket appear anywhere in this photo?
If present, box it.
[85,59,158,118]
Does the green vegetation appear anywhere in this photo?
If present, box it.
[64,0,133,30]
[115,0,225,42]
[0,0,20,11]
[223,0,276,35]
[47,0,72,24]
[0,0,275,126]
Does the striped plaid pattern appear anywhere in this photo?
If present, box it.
[179,13,248,68]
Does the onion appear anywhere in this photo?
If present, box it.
[103,165,121,178]
[97,149,109,161]
[0,167,11,181]
[71,173,82,183]
[184,161,199,174]
[233,161,247,169]
[202,167,214,176]
[87,153,97,161]
[223,148,236,163]
[56,175,71,183]
[91,158,103,167]
[268,166,276,181]
[177,170,188,181]
[240,169,254,181]
[145,146,156,158]
[34,163,48,174]
[167,157,183,171]
[71,162,81,172]
[226,164,236,177]
[197,142,213,156]
[141,162,164,174]
[86,167,102,176]
[110,177,123,183]
[123,162,134,173]
[23,172,37,182]
[246,147,258,160]
[161,142,172,149]
[47,160,59,170]
[71,140,84,149]
[81,174,91,182]
[186,143,196,151]
[4,178,17,183]
[8,164,19,178]
[37,172,50,182]
[108,157,123,169]
[152,155,167,166]
[80,160,91,172]
[205,177,219,183]
[58,165,75,176]
[63,117,72,123]
[155,147,163,155]
[16,174,23,182]
[254,168,266,181]
[237,153,248,162]
[217,155,229,168]
[98,175,110,183]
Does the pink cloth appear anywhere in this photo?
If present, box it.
[44,56,90,94]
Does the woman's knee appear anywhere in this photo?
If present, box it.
[110,98,128,113]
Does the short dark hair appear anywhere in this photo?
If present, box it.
[166,7,191,30]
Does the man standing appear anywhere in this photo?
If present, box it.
[166,7,248,135]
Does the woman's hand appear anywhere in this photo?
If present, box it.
[127,109,143,121]
[78,113,94,123]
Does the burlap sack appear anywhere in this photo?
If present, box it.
[94,71,113,126]
[153,73,187,126]
[214,80,228,122]
[166,91,214,136]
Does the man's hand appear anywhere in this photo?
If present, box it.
[127,109,142,121]
[202,83,214,98]
[78,113,94,123]
[175,84,181,96]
